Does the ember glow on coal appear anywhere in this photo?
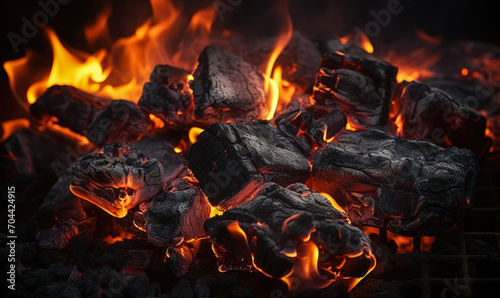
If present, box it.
[1,0,500,297]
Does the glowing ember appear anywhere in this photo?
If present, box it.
[188,127,204,143]
[320,192,346,213]
[1,118,30,142]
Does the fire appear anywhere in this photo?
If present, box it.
[210,206,223,218]
[361,227,435,253]
[264,1,293,121]
[394,114,404,136]
[320,192,346,213]
[149,114,165,129]
[188,127,204,143]
[385,46,442,83]
[345,253,377,291]
[359,33,374,54]
[339,31,373,54]
[1,119,30,142]
[4,0,217,109]
[282,241,334,292]
[345,122,355,131]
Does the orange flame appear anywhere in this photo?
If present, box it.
[282,241,334,292]
[359,33,374,54]
[264,2,293,121]
[3,0,217,109]
[189,127,204,143]
[320,192,346,213]
[361,227,435,253]
[1,119,30,142]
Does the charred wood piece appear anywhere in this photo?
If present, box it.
[312,130,478,236]
[275,107,347,151]
[140,177,211,246]
[131,133,186,182]
[36,218,96,249]
[188,121,311,209]
[70,143,167,218]
[189,46,268,124]
[314,52,398,129]
[388,81,489,156]
[138,65,194,129]
[86,100,151,146]
[205,183,374,283]
[30,85,111,135]
[276,32,321,93]
[166,244,197,277]
[0,127,95,182]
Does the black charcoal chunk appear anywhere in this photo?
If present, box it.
[312,130,478,236]
[388,80,489,156]
[138,65,194,129]
[30,85,111,135]
[205,183,374,282]
[141,177,211,246]
[70,143,167,218]
[189,46,268,124]
[86,100,151,146]
[188,120,311,209]
[314,52,398,129]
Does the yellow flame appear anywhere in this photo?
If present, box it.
[189,127,204,143]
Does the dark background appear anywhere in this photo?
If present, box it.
[0,0,498,122]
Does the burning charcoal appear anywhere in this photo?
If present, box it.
[166,244,197,277]
[275,107,347,151]
[314,52,398,129]
[205,183,375,289]
[388,81,489,156]
[138,65,194,129]
[131,133,186,181]
[188,121,311,209]
[30,85,111,135]
[189,46,268,124]
[36,218,95,249]
[70,143,167,218]
[86,100,152,146]
[140,177,211,246]
[37,168,87,221]
[324,39,375,60]
[312,130,478,236]
[276,32,322,93]
[0,127,95,179]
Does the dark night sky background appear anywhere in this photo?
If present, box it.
[0,0,498,122]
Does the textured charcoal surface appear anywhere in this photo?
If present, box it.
[205,183,373,281]
[314,52,398,129]
[36,218,96,250]
[140,177,211,246]
[70,143,167,218]
[30,85,111,135]
[276,31,322,93]
[388,80,489,156]
[130,133,186,181]
[275,107,347,152]
[165,244,197,277]
[138,65,194,129]
[188,120,311,209]
[86,100,151,146]
[0,127,95,180]
[312,130,478,236]
[189,46,268,124]
[37,168,87,221]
